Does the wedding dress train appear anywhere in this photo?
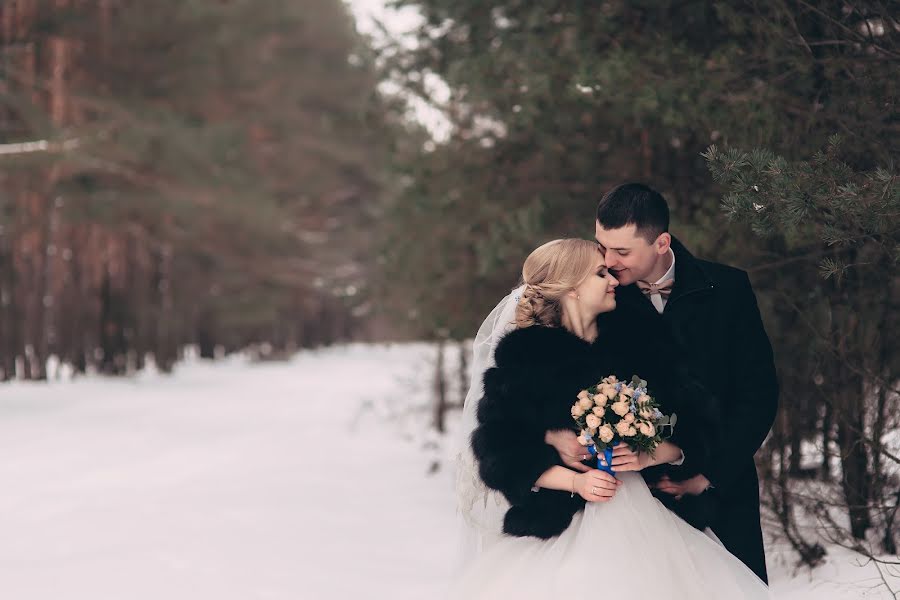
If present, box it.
[451,472,769,599]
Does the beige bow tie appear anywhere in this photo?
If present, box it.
[636,279,674,299]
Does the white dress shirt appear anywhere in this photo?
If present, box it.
[647,248,676,314]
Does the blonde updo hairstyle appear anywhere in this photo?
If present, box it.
[515,238,599,328]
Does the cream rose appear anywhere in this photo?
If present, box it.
[571,404,586,418]
[639,422,656,437]
[593,394,608,408]
[577,390,590,402]
[623,412,635,424]
[604,386,618,400]
[592,406,605,416]
[598,424,614,443]
[615,420,631,437]
[625,426,637,437]
[577,432,591,446]
[586,414,602,429]
[611,401,630,417]
[639,407,654,419]
[579,396,594,410]
[637,394,652,405]
[620,386,634,398]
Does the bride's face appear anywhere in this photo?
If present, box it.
[572,252,619,315]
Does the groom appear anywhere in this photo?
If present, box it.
[547,183,778,583]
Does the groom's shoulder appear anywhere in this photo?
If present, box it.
[696,257,747,281]
[695,258,754,295]
[675,238,753,294]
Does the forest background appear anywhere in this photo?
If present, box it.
[1,0,897,583]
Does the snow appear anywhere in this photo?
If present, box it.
[1,343,897,599]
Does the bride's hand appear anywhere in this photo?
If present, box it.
[574,469,621,502]
[608,444,655,472]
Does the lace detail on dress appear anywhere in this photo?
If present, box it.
[455,448,508,533]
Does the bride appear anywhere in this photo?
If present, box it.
[451,238,769,599]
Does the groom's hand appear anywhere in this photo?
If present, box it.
[544,429,591,472]
[654,474,712,500]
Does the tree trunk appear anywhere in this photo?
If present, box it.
[788,428,802,476]
[197,310,216,359]
[99,273,127,374]
[820,398,833,481]
[433,338,447,433]
[457,339,468,408]
[836,405,871,539]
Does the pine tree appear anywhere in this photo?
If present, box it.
[380,0,899,563]
[705,138,898,548]
[0,0,390,376]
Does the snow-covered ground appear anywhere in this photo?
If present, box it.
[1,344,897,599]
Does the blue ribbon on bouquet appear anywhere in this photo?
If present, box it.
[589,443,615,476]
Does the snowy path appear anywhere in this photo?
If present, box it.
[0,346,456,600]
[1,344,897,599]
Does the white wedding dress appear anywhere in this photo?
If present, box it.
[451,471,770,599]
[453,288,770,599]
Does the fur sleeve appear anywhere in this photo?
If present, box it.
[471,325,595,504]
[473,362,567,505]
[471,416,560,506]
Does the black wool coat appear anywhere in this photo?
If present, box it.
[599,237,778,584]
[471,324,714,540]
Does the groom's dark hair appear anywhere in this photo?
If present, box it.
[596,183,670,243]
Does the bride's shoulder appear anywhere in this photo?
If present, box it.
[494,325,589,369]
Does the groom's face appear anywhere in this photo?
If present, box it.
[594,222,667,286]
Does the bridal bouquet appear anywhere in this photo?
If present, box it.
[570,375,676,475]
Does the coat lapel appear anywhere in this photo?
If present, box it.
[665,238,714,309]
[661,238,715,351]
[615,280,660,319]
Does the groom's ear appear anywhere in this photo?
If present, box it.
[656,232,672,254]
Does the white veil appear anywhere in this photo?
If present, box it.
[451,285,524,571]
